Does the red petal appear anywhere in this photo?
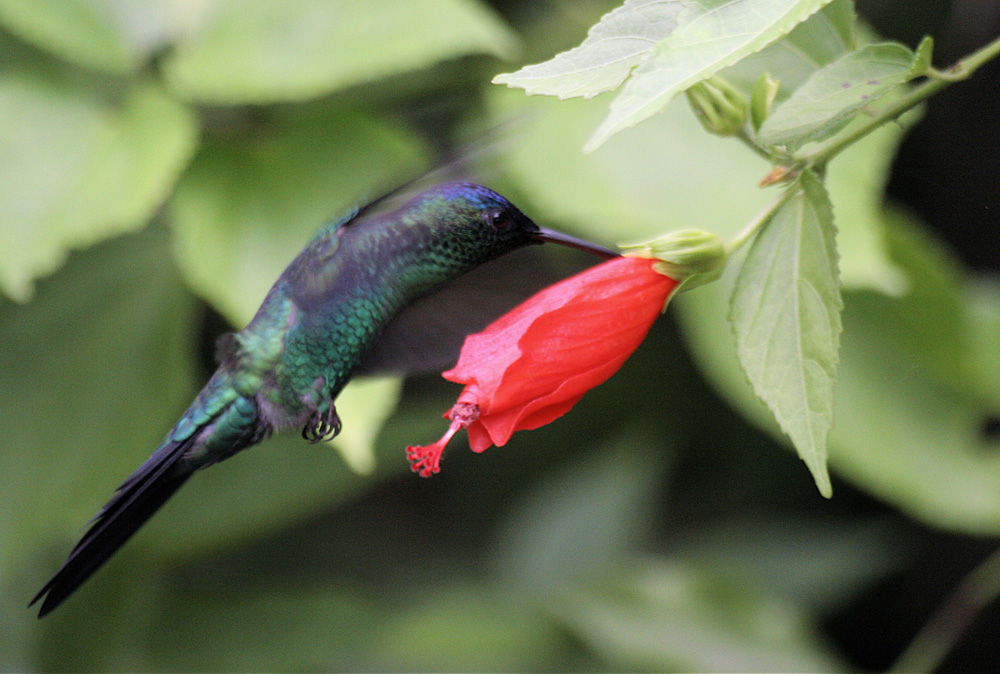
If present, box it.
[445,257,677,448]
[465,419,493,454]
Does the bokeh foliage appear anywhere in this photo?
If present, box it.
[2,1,998,671]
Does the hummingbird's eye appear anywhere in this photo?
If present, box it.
[485,209,510,230]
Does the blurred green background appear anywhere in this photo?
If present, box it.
[2,0,1000,671]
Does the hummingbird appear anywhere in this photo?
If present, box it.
[31,181,616,617]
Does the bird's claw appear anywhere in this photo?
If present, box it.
[302,405,342,443]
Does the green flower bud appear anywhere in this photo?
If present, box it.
[685,77,748,137]
[620,229,727,291]
[750,73,780,132]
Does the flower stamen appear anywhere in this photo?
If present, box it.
[406,402,481,477]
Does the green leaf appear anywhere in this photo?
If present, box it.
[828,291,1000,534]
[162,0,518,104]
[821,212,1000,534]
[675,281,785,446]
[824,102,913,295]
[584,0,837,151]
[730,171,841,497]
[757,42,919,150]
[0,227,198,582]
[168,105,428,470]
[327,376,403,474]
[493,0,684,99]
[675,516,905,613]
[964,280,1000,409]
[678,209,1000,534]
[0,0,174,73]
[909,35,934,78]
[870,208,966,389]
[0,71,198,301]
[720,0,856,99]
[371,587,566,672]
[491,435,670,592]
[750,73,780,131]
[488,7,904,296]
[555,558,842,671]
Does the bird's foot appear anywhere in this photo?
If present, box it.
[302,404,342,443]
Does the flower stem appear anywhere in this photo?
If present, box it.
[889,547,1000,673]
[801,34,1000,168]
[736,126,773,161]
[929,32,1000,81]
[727,185,797,253]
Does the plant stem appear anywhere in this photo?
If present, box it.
[726,185,796,253]
[801,34,1000,167]
[929,32,1000,81]
[889,547,1000,673]
[736,126,773,161]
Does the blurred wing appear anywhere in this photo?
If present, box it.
[356,247,592,375]
[343,151,502,231]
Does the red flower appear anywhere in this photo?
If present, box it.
[406,255,679,477]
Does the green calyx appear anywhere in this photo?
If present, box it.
[685,76,748,137]
[621,229,727,291]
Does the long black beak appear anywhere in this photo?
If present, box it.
[533,226,619,259]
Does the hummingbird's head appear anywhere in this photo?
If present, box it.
[427,182,617,263]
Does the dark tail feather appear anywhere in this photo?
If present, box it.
[30,437,193,617]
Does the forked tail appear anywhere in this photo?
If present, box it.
[30,435,194,617]
[32,383,267,617]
